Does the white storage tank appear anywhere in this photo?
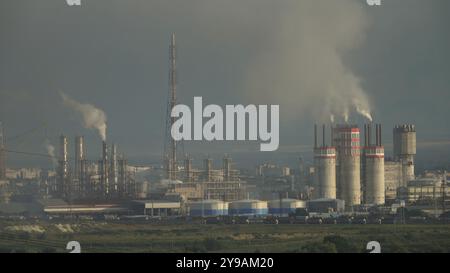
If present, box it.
[187,200,228,217]
[268,199,306,216]
[136,181,149,199]
[229,200,268,216]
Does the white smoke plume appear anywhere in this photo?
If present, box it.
[44,139,57,168]
[60,92,107,141]
[244,0,373,123]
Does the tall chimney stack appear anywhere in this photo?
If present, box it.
[322,124,326,147]
[314,124,318,148]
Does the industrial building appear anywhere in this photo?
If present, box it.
[383,124,417,201]
[130,200,181,216]
[228,200,268,216]
[268,198,306,216]
[306,198,345,213]
[398,175,448,205]
[167,156,246,202]
[256,163,290,177]
[186,200,228,217]
[384,161,404,200]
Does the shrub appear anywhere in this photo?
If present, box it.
[300,242,337,253]
[203,238,224,251]
[323,235,359,253]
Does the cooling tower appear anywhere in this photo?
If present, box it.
[363,124,385,205]
[333,125,361,207]
[393,124,416,186]
[313,125,336,199]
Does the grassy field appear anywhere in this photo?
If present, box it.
[1,220,450,253]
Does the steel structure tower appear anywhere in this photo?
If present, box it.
[0,122,6,180]
[164,33,178,180]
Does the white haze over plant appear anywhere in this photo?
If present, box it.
[244,0,373,123]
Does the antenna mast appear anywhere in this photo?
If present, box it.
[164,33,177,180]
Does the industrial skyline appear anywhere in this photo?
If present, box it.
[1,0,450,255]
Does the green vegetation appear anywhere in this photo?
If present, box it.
[1,219,450,253]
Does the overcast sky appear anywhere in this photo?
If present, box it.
[1,0,449,167]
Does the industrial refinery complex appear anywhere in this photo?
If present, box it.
[0,35,449,225]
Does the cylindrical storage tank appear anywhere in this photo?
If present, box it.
[314,147,336,199]
[187,200,228,217]
[268,199,306,216]
[136,181,148,199]
[229,200,268,216]
[364,146,385,205]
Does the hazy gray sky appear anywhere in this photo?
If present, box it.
[1,0,449,167]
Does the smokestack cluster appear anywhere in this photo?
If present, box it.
[51,133,134,201]
[313,124,337,199]
[314,123,333,148]
[363,123,385,205]
[364,124,382,147]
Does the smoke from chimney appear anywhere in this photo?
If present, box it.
[60,92,107,141]
[244,0,373,123]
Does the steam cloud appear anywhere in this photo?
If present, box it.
[44,139,57,168]
[60,92,107,141]
[244,0,373,123]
